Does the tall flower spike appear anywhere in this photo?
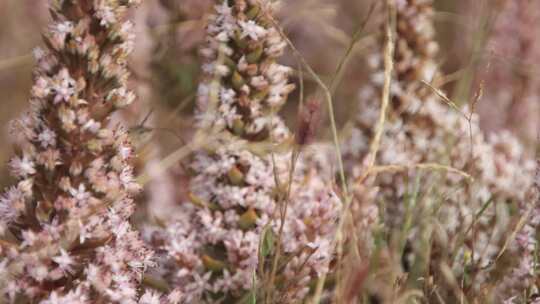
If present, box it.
[343,0,535,302]
[0,1,154,303]
[143,0,341,302]
[197,0,295,141]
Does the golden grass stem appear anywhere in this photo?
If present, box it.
[315,1,395,303]
[364,1,395,171]
[366,163,473,182]
[136,132,213,186]
[329,2,376,96]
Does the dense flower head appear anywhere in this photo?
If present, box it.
[147,144,341,302]
[0,0,154,303]
[142,0,341,302]
[343,0,535,301]
[196,0,295,142]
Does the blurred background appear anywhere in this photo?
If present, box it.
[0,0,535,186]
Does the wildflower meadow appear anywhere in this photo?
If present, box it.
[0,0,538,303]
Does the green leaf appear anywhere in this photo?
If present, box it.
[260,226,275,258]
[247,288,257,304]
[248,271,257,304]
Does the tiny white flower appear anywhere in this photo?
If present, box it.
[238,20,268,40]
[38,127,57,148]
[9,155,36,177]
[52,249,75,274]
[82,119,101,133]
[96,4,116,27]
[138,290,162,304]
[69,184,91,203]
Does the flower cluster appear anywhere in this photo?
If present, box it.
[0,0,154,302]
[4,0,539,303]
[343,0,535,301]
[143,0,341,302]
[196,0,294,141]
[495,159,540,302]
